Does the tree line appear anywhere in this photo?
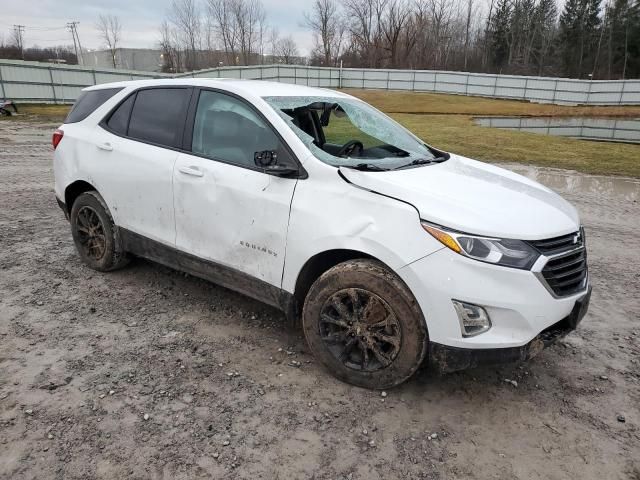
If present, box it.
[162,0,639,79]
[306,0,639,79]
[0,43,77,64]
[1,0,637,79]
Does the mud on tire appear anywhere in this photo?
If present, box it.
[302,259,428,389]
[69,191,129,272]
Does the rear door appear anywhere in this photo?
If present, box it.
[94,87,192,245]
[173,88,299,288]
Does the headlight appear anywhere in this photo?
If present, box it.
[421,222,540,269]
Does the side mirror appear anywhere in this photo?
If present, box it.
[254,150,298,177]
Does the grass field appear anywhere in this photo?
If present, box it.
[6,91,640,177]
[346,90,640,177]
[348,89,640,117]
[6,104,70,120]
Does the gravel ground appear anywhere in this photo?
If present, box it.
[1,119,639,480]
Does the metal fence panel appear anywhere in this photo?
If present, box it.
[52,69,94,86]
[1,59,639,105]
[467,84,495,96]
[2,64,52,83]
[364,69,387,80]
[3,82,52,101]
[472,74,497,86]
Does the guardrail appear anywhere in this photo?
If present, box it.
[1,59,639,106]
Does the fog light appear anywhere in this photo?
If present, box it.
[452,300,491,337]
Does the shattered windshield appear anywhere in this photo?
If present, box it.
[263,96,446,170]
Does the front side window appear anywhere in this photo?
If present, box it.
[263,96,445,170]
[128,88,191,147]
[192,90,287,169]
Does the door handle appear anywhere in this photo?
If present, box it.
[97,142,113,151]
[178,166,204,177]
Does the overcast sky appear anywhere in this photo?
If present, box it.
[1,0,314,54]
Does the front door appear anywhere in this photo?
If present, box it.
[173,89,299,288]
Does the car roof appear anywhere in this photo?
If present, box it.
[84,78,350,99]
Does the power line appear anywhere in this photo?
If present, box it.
[0,21,66,30]
[25,26,68,31]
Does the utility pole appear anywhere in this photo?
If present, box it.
[13,25,25,60]
[67,23,79,63]
[67,22,83,66]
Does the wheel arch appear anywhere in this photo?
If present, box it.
[64,180,98,214]
[290,248,416,317]
[290,249,428,331]
[293,249,374,312]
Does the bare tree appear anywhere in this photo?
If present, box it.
[96,15,121,68]
[304,0,345,66]
[275,35,300,64]
[269,26,280,58]
[170,0,201,71]
[234,0,266,65]
[159,20,182,72]
[482,0,496,69]
[257,8,268,63]
[207,0,239,65]
[207,0,266,65]
[343,0,389,68]
[380,0,412,67]
[423,0,455,68]
[10,27,24,52]
[463,0,476,69]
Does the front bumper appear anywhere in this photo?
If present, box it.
[429,286,591,372]
[398,247,590,350]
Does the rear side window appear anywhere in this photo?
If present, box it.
[128,88,191,147]
[66,88,122,124]
[106,94,135,136]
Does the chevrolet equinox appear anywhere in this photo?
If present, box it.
[53,79,591,389]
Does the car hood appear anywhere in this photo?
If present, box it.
[339,154,580,240]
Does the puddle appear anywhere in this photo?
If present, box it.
[475,116,640,144]
[503,163,640,203]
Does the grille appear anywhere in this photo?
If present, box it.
[540,248,588,296]
[529,230,588,297]
[528,230,583,255]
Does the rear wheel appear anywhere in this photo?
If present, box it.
[69,191,129,271]
[302,259,428,389]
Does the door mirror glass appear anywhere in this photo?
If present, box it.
[254,150,297,177]
[254,150,278,167]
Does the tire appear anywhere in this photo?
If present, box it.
[69,191,129,272]
[302,259,428,389]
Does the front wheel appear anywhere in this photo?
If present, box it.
[302,259,428,389]
[69,191,129,272]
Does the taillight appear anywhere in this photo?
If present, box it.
[52,129,64,149]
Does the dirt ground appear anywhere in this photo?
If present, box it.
[0,119,638,480]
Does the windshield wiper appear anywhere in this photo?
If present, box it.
[342,163,388,172]
[394,156,447,170]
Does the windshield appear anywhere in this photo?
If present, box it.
[263,95,445,170]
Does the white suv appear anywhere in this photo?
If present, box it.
[53,79,591,389]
